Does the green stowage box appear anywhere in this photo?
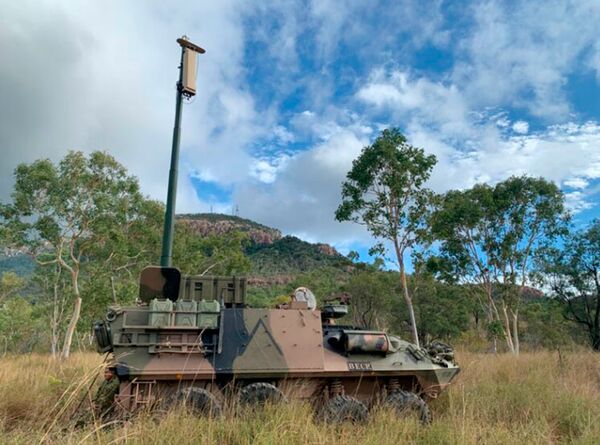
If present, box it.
[149,299,173,327]
[197,299,220,329]
[175,300,198,327]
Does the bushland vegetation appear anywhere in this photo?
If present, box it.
[1,350,599,444]
[0,140,599,356]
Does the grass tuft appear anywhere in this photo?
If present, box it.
[1,351,599,444]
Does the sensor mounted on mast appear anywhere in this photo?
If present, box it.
[177,36,205,98]
[160,36,205,267]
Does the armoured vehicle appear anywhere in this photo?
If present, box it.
[93,266,459,423]
[92,36,459,423]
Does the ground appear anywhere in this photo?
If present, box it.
[0,350,599,444]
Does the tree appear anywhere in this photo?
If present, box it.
[80,198,163,321]
[31,264,70,358]
[173,222,251,277]
[537,220,600,350]
[0,151,151,359]
[0,271,25,303]
[344,270,395,329]
[430,176,567,354]
[0,296,42,354]
[409,257,472,342]
[520,298,577,350]
[335,128,436,347]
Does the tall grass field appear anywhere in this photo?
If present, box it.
[0,351,599,444]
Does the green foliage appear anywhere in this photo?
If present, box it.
[0,253,35,277]
[486,320,505,342]
[246,236,350,275]
[0,297,44,353]
[289,267,348,301]
[174,223,251,276]
[335,128,436,248]
[520,299,579,350]
[0,272,25,302]
[0,151,153,281]
[430,176,567,286]
[336,128,437,346]
[343,270,395,329]
[430,175,568,352]
[2,151,144,252]
[537,219,600,350]
[246,266,349,309]
[246,285,289,308]
[412,279,472,342]
[0,151,161,357]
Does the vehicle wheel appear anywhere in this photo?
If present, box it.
[318,395,368,423]
[238,382,285,406]
[177,387,222,418]
[386,390,432,424]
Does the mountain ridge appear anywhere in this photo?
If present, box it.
[178,213,350,277]
[2,213,348,280]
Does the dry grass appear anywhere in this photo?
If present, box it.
[1,351,599,444]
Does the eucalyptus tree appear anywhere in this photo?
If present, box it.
[0,272,25,303]
[430,176,567,354]
[173,222,251,277]
[335,128,436,347]
[537,220,600,350]
[0,151,151,359]
[344,270,396,330]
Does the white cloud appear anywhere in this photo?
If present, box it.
[0,0,261,212]
[357,70,472,138]
[234,126,373,245]
[306,0,449,63]
[2,0,600,251]
[453,0,600,120]
[565,191,594,213]
[512,121,529,134]
[272,125,295,144]
[249,156,290,184]
[419,120,600,208]
[564,178,589,189]
[356,67,600,214]
[496,117,510,128]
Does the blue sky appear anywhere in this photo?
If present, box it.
[1,1,600,260]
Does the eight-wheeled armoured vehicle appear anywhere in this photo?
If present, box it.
[94,266,459,423]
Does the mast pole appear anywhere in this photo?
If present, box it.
[160,36,205,267]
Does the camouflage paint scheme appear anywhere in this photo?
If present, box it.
[94,267,459,413]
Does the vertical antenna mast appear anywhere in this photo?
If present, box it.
[160,36,205,267]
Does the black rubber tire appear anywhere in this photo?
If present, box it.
[386,390,432,424]
[238,382,285,406]
[177,387,222,418]
[319,395,368,423]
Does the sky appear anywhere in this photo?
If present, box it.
[1,0,600,260]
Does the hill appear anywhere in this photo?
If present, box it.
[0,250,35,276]
[245,235,350,276]
[177,213,282,245]
[178,214,351,277]
[1,214,350,281]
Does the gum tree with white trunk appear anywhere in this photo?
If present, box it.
[335,128,436,347]
[0,151,146,359]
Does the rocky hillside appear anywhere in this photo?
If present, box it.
[178,213,350,277]
[1,214,350,282]
[177,214,281,245]
[246,235,350,276]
